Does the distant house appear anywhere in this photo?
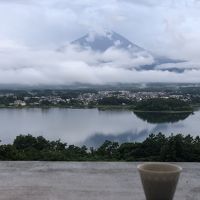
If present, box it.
[14,100,26,107]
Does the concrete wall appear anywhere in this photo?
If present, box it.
[0,162,199,200]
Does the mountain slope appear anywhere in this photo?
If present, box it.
[72,30,144,52]
[70,30,185,71]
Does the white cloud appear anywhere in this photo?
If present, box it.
[0,39,200,85]
[0,40,154,84]
[0,0,200,84]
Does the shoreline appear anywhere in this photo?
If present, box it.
[0,104,195,113]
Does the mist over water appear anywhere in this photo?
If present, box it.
[0,108,199,147]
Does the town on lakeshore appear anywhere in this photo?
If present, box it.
[0,84,199,111]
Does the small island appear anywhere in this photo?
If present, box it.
[134,98,193,112]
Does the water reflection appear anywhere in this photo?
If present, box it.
[134,111,192,124]
[81,130,149,148]
[0,108,199,147]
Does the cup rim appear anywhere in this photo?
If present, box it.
[137,162,182,174]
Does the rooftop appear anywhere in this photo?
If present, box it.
[0,162,198,200]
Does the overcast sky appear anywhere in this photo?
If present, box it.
[0,0,200,85]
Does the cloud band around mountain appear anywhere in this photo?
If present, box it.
[0,38,200,85]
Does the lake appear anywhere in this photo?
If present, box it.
[0,108,199,147]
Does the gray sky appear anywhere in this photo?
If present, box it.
[0,0,200,85]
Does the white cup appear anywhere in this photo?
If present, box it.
[137,162,182,200]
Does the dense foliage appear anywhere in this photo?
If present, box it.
[135,98,192,111]
[98,97,134,105]
[0,133,200,161]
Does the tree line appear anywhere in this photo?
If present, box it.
[0,133,200,161]
[134,98,192,111]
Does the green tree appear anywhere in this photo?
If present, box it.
[96,140,119,160]
[13,134,37,150]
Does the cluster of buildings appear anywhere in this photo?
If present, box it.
[76,90,191,105]
[0,90,192,107]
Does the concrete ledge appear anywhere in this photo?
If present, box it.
[0,162,199,200]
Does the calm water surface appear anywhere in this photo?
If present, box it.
[0,108,199,147]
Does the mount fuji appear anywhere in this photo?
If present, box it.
[69,30,185,71]
[72,30,144,53]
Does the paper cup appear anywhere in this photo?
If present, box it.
[137,162,182,200]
